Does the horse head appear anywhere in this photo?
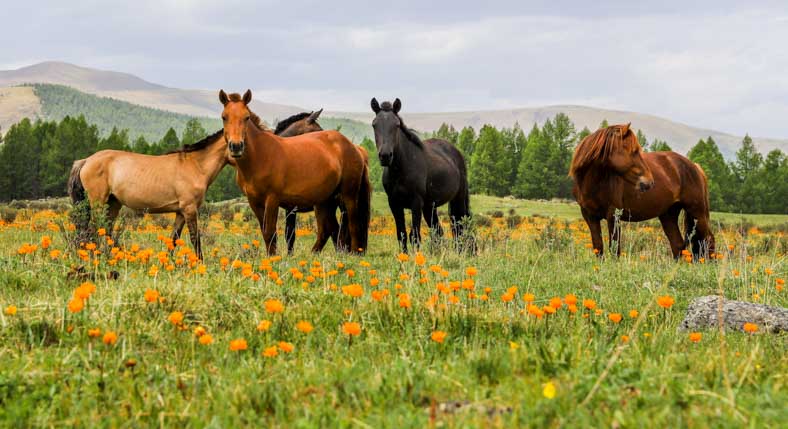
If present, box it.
[275,109,324,137]
[219,89,253,158]
[370,97,403,167]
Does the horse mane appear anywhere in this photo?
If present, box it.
[380,101,424,149]
[166,129,224,154]
[225,93,271,132]
[274,112,311,135]
[569,124,634,178]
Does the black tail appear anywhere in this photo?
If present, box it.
[67,160,91,240]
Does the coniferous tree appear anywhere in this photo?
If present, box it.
[457,126,476,158]
[470,125,508,196]
[687,137,733,211]
[181,118,208,146]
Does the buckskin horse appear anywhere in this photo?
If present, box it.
[569,123,715,259]
[369,98,472,253]
[68,130,229,260]
[221,90,370,255]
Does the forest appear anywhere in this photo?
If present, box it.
[0,112,785,214]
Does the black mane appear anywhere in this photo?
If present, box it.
[274,112,311,135]
[379,101,423,148]
[166,129,223,154]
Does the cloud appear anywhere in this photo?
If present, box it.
[2,1,788,138]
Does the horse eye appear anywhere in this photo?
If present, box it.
[222,116,227,121]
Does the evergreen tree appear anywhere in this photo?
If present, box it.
[636,129,649,151]
[97,127,130,151]
[158,128,180,153]
[599,119,609,129]
[470,125,509,196]
[515,124,557,199]
[649,139,672,152]
[577,126,592,143]
[687,137,733,211]
[732,135,765,212]
[181,118,208,146]
[760,149,787,214]
[431,123,459,145]
[457,126,476,157]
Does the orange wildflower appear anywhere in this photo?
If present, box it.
[144,289,160,303]
[278,341,294,353]
[689,332,702,343]
[88,328,102,338]
[229,338,248,351]
[102,331,118,346]
[199,334,214,345]
[296,320,314,334]
[582,299,596,310]
[564,293,578,306]
[262,345,279,357]
[743,323,758,334]
[656,295,675,309]
[342,322,361,336]
[342,284,364,298]
[4,305,17,316]
[193,326,207,337]
[397,253,409,262]
[67,298,84,313]
[431,330,448,343]
[465,266,478,277]
[549,297,563,309]
[264,299,285,314]
[168,311,184,326]
[629,309,639,319]
[608,313,623,323]
[398,293,412,309]
[257,320,272,332]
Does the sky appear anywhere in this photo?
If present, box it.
[2,0,788,138]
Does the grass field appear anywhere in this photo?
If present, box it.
[0,195,785,427]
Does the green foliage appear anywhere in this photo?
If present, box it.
[360,137,383,192]
[470,125,510,196]
[32,84,221,142]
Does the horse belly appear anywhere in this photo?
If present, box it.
[621,184,677,222]
[108,161,180,212]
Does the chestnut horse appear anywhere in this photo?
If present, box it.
[68,130,229,260]
[221,90,370,255]
[570,124,715,259]
[274,109,364,254]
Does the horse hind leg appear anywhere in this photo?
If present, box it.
[183,207,203,260]
[312,203,338,253]
[448,191,474,253]
[684,208,715,259]
[284,209,297,255]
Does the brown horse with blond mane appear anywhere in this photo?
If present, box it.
[220,90,370,255]
[570,124,715,259]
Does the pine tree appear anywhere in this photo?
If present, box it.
[687,137,733,211]
[732,134,765,212]
[515,124,558,199]
[470,125,509,196]
[649,140,672,152]
[181,118,207,146]
[457,126,476,157]
[599,119,609,129]
[636,129,650,151]
[432,123,459,145]
[159,128,180,152]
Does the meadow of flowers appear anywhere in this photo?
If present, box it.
[0,198,785,427]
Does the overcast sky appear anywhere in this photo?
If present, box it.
[3,0,788,138]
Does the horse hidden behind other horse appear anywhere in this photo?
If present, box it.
[370,97,472,253]
[570,124,715,259]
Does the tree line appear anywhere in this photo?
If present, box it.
[1,113,785,214]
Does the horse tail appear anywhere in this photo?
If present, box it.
[68,159,91,238]
[354,162,372,253]
[683,162,711,250]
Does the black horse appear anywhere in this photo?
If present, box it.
[370,98,472,252]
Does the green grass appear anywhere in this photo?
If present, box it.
[0,202,785,427]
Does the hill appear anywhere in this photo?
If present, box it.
[2,61,786,156]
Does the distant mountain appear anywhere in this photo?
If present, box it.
[1,61,786,157]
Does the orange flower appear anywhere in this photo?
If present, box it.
[67,298,84,313]
[582,299,596,310]
[371,290,386,302]
[689,332,702,343]
[398,293,412,309]
[144,289,160,303]
[257,320,272,332]
[414,252,426,266]
[501,291,515,303]
[629,310,639,319]
[397,253,409,262]
[341,284,364,298]
[4,305,17,316]
[296,320,313,334]
[522,293,535,303]
[549,297,563,309]
[229,338,248,351]
[88,328,102,338]
[567,304,578,314]
[465,266,478,277]
[264,299,285,314]
[608,313,623,323]
[564,293,578,306]
[656,295,675,309]
[199,334,214,345]
[431,330,447,343]
[262,345,279,357]
[342,322,361,336]
[743,323,758,334]
[621,335,630,343]
[193,326,207,337]
[168,311,184,326]
[102,331,118,346]
[278,341,294,353]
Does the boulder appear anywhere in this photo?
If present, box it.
[679,295,788,333]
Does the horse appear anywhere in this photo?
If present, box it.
[220,89,370,256]
[569,123,715,259]
[369,98,472,253]
[273,109,363,254]
[68,130,229,260]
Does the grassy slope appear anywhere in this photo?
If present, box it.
[0,202,785,427]
[32,84,222,142]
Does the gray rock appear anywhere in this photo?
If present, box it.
[679,295,788,333]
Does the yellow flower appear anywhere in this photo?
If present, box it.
[542,381,556,399]
[509,341,519,350]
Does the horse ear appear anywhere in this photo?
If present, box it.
[219,90,229,106]
[307,108,323,124]
[393,98,402,114]
[621,122,631,136]
[370,98,381,114]
[242,89,252,105]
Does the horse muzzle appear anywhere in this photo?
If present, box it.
[379,152,393,166]
[638,178,655,192]
[228,141,245,158]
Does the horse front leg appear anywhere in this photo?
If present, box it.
[581,208,604,257]
[170,212,186,256]
[284,208,297,255]
[262,196,280,256]
[183,207,202,261]
[389,199,408,253]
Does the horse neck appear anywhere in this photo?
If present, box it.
[187,138,228,188]
[391,128,420,172]
[236,124,282,173]
[575,164,617,207]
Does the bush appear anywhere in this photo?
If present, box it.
[0,207,18,223]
